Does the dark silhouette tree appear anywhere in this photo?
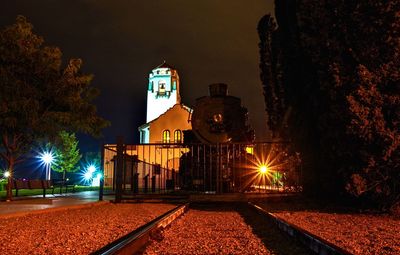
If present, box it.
[258,15,281,138]
[259,0,400,210]
[0,16,109,200]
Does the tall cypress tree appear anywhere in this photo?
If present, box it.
[259,0,400,209]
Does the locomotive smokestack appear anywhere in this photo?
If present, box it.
[209,83,228,97]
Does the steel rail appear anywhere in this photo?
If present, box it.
[91,203,189,255]
[248,202,353,255]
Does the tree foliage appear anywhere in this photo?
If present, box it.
[52,131,82,180]
[83,151,101,169]
[258,15,286,138]
[0,16,109,199]
[259,1,400,209]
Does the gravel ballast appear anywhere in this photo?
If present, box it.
[0,203,175,254]
[144,204,311,255]
[258,201,400,255]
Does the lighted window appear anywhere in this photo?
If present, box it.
[174,130,182,143]
[158,81,166,95]
[162,130,170,143]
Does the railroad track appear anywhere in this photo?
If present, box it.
[91,203,189,255]
[248,202,353,255]
[92,202,353,255]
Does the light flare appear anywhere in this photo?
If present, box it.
[259,165,268,174]
[241,145,287,191]
[4,171,10,178]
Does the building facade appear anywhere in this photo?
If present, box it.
[139,61,192,144]
[103,62,192,186]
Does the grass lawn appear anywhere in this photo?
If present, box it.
[0,185,112,199]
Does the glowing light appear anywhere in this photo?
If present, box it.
[4,171,10,178]
[88,165,96,173]
[259,165,268,174]
[40,151,54,165]
[245,146,254,155]
[38,149,55,181]
[92,173,102,187]
[240,144,289,192]
[84,171,92,180]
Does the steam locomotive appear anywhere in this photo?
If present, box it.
[179,83,256,193]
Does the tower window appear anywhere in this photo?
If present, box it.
[174,130,182,143]
[158,81,166,95]
[162,130,170,143]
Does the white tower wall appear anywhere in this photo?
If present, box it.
[146,65,180,122]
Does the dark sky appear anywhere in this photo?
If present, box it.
[1,0,274,152]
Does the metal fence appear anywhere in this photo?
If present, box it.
[103,141,302,197]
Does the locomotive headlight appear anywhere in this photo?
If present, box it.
[213,113,223,123]
[259,165,268,174]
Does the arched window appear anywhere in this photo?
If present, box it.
[162,130,170,143]
[174,130,182,143]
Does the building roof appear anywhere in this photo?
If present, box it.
[138,103,192,130]
[155,60,175,70]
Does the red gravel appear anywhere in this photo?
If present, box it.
[144,208,271,255]
[0,202,176,254]
[258,201,400,255]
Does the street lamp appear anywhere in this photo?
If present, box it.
[88,165,96,174]
[82,164,102,186]
[259,165,268,174]
[4,171,10,178]
[84,171,92,181]
[39,151,54,180]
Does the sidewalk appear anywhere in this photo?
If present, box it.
[0,191,113,217]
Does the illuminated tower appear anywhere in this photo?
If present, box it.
[146,61,181,123]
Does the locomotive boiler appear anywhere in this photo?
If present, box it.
[191,83,254,144]
[180,83,255,193]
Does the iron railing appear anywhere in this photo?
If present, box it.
[103,142,302,197]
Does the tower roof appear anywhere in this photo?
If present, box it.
[155,60,175,70]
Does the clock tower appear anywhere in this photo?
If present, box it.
[146,61,181,123]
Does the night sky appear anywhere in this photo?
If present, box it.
[1,1,274,152]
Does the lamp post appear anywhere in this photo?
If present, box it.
[40,151,54,180]
[83,164,97,185]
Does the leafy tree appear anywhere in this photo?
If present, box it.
[257,15,286,139]
[259,0,400,210]
[258,15,302,191]
[0,16,109,200]
[52,131,82,181]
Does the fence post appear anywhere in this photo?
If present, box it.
[115,136,124,203]
[99,143,105,201]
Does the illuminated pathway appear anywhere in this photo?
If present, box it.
[0,191,108,216]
